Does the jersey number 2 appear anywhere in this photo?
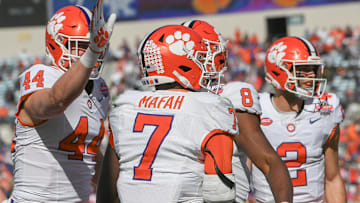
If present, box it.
[277,142,307,186]
[133,113,174,181]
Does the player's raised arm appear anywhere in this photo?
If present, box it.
[19,0,116,124]
[11,1,114,202]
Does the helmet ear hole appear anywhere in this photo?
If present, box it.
[159,34,165,43]
[49,43,56,50]
[272,71,280,76]
[179,65,192,72]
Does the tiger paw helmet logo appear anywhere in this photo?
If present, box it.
[47,11,66,39]
[165,31,195,56]
[267,41,287,66]
[142,30,195,75]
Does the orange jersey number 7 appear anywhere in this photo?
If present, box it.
[133,113,174,181]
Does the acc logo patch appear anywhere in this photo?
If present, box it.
[316,103,333,115]
[261,118,273,126]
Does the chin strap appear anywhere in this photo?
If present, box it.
[203,147,234,189]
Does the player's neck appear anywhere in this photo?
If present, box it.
[155,82,194,92]
[272,91,304,113]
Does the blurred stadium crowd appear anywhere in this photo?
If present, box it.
[0,24,360,202]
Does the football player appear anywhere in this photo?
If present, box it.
[183,20,294,203]
[97,24,238,203]
[10,1,116,202]
[251,36,347,202]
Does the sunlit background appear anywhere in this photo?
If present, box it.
[0,0,360,202]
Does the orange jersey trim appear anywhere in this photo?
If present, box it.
[108,123,115,150]
[327,124,339,142]
[15,92,47,127]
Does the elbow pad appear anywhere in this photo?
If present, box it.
[203,173,235,203]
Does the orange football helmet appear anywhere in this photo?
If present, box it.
[138,25,214,91]
[265,36,327,98]
[182,20,228,74]
[45,5,106,79]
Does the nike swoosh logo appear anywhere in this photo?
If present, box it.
[309,117,321,124]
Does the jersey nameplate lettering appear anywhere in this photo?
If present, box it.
[138,95,185,110]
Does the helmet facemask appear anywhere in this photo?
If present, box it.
[281,59,327,99]
[181,20,228,94]
[54,33,106,80]
[187,46,223,93]
[201,38,228,94]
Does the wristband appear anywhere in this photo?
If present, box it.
[80,48,101,69]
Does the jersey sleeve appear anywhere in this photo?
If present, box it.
[18,64,62,98]
[328,94,345,125]
[16,64,63,116]
[220,81,261,115]
[203,95,239,139]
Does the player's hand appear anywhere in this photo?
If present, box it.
[89,0,116,54]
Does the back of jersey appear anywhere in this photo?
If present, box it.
[109,90,237,203]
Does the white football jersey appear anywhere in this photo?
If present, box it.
[11,64,111,202]
[252,92,344,203]
[109,90,238,203]
[220,81,262,203]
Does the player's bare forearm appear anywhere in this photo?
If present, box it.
[264,156,293,203]
[325,174,346,203]
[234,112,293,202]
[97,144,120,203]
[48,62,92,109]
[324,126,346,203]
[92,150,104,185]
